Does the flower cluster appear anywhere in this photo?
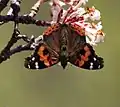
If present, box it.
[49,0,105,46]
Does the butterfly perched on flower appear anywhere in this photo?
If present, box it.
[24,23,104,70]
[23,0,104,70]
[0,0,105,70]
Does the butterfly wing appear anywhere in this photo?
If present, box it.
[24,24,61,69]
[67,25,86,54]
[68,24,104,70]
[69,43,104,70]
[24,43,59,69]
[43,23,61,53]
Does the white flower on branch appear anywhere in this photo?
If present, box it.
[84,22,105,45]
[87,6,101,21]
[34,0,105,46]
[51,3,62,23]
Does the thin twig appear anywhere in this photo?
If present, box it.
[0,0,9,13]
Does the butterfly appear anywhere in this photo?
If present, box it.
[24,23,104,70]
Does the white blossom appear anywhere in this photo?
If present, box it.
[88,6,101,21]
[49,0,105,45]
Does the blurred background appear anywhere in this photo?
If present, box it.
[0,0,120,107]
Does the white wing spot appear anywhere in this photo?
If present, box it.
[98,65,101,69]
[35,62,39,69]
[90,62,93,66]
[32,57,35,61]
[90,62,93,69]
[93,57,97,61]
[28,64,31,69]
[90,65,93,69]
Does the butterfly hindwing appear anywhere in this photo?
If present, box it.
[24,44,59,69]
[69,43,104,70]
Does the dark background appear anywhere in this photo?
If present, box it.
[0,0,120,107]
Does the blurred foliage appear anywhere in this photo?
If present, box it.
[0,0,120,107]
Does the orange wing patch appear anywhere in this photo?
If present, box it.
[75,45,91,67]
[37,45,58,67]
[37,46,50,66]
[43,24,60,36]
[71,24,85,36]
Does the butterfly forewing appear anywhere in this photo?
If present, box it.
[43,24,61,53]
[67,25,86,55]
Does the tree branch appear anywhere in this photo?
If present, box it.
[0,0,9,12]
[0,15,51,26]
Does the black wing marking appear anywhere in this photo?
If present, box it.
[69,43,104,70]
